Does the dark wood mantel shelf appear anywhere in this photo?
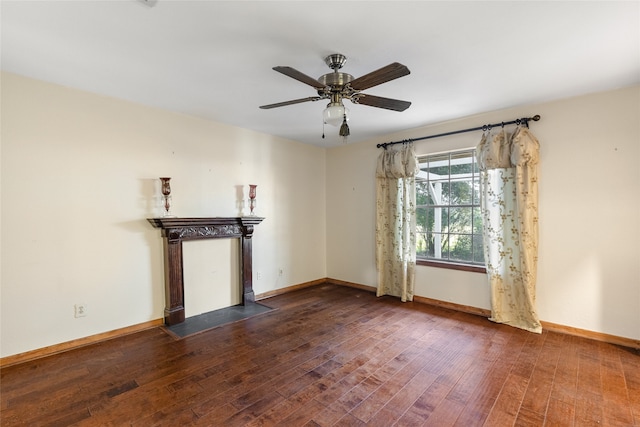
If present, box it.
[148,217,264,325]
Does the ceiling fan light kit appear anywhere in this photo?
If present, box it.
[260,54,411,141]
[323,102,347,126]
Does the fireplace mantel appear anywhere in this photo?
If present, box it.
[148,217,264,325]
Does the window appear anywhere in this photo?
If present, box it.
[416,149,485,271]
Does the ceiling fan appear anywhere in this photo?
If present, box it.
[259,54,411,139]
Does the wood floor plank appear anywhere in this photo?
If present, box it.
[275,397,328,426]
[600,343,635,426]
[309,399,350,427]
[483,372,530,426]
[620,346,640,425]
[1,284,637,427]
[378,368,438,421]
[421,397,466,426]
[516,331,562,425]
[545,398,575,427]
[574,338,604,425]
[242,400,295,426]
[403,386,448,425]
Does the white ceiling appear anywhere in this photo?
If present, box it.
[2,1,639,147]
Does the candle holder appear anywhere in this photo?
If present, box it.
[160,177,172,216]
[248,184,257,216]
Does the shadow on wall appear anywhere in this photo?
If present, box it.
[114,218,165,320]
[110,177,168,318]
[139,177,165,218]
[235,184,246,217]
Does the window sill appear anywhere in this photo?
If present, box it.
[416,259,487,274]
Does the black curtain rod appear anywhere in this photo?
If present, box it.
[376,114,541,149]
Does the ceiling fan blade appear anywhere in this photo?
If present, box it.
[349,62,410,91]
[354,94,411,111]
[259,96,322,109]
[273,66,326,89]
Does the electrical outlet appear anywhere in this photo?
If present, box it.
[74,304,87,318]
[256,272,261,280]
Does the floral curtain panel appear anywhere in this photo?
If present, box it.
[375,143,418,302]
[476,127,542,333]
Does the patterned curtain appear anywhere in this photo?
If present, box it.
[476,127,542,333]
[375,143,418,302]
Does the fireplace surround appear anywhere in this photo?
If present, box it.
[148,217,264,325]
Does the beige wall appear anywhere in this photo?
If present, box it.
[327,85,640,341]
[2,72,638,358]
[0,72,327,357]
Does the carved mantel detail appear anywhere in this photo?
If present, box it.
[169,225,243,241]
[148,217,264,325]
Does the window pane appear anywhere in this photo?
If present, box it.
[425,154,449,177]
[451,152,473,174]
[472,179,481,208]
[440,235,449,260]
[472,207,483,234]
[432,181,449,205]
[473,235,485,263]
[416,181,430,206]
[425,232,435,258]
[444,182,452,206]
[416,233,428,257]
[450,178,472,205]
[427,182,440,205]
[427,232,448,259]
[450,233,473,262]
[416,207,428,234]
[449,207,472,233]
[427,206,448,231]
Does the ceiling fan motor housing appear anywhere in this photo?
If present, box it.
[318,72,353,88]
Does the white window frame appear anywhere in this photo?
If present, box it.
[416,149,486,273]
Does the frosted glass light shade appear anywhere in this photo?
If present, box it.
[323,104,348,126]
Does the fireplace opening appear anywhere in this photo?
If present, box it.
[183,238,240,317]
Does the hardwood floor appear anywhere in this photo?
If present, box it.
[2,284,639,426]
